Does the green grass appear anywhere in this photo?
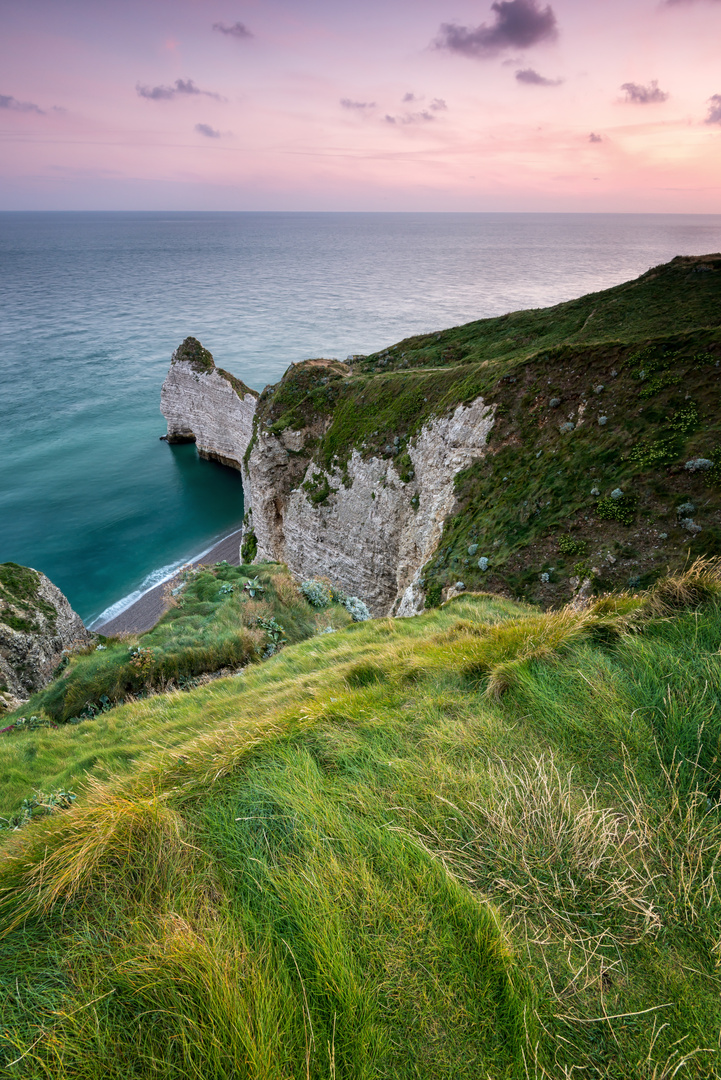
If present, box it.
[1,563,721,1077]
[1,562,352,731]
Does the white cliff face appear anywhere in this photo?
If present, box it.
[160,348,257,475]
[245,397,495,616]
[160,341,495,617]
[0,569,94,707]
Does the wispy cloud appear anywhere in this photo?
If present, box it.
[589,132,603,142]
[195,123,221,138]
[705,94,721,124]
[429,97,447,110]
[434,0,558,60]
[212,21,252,39]
[515,67,563,86]
[136,78,225,102]
[403,92,419,103]
[385,111,436,125]
[341,98,376,111]
[0,93,44,115]
[620,80,669,103]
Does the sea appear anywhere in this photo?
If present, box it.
[2,211,721,627]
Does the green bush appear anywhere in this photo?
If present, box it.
[558,535,587,556]
[596,494,638,526]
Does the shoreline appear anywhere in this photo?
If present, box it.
[92,528,243,637]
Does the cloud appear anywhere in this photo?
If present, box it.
[212,21,252,39]
[403,92,419,103]
[705,94,721,124]
[430,97,447,110]
[434,0,558,59]
[341,98,376,110]
[589,132,602,142]
[0,93,44,114]
[385,110,436,125]
[515,67,562,86]
[620,80,669,103]
[136,78,224,101]
[195,122,221,138]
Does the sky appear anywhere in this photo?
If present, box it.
[1,0,720,211]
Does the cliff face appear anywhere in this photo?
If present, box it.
[162,256,721,615]
[0,563,94,708]
[160,342,497,615]
[160,337,258,472]
[245,397,495,616]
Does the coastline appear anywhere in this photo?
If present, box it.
[92,528,243,636]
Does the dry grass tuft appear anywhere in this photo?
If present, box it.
[410,753,660,948]
[483,607,599,698]
[642,557,721,619]
[274,573,302,606]
[0,785,190,935]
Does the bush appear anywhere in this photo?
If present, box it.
[596,494,638,526]
[301,579,334,608]
[241,528,257,563]
[558,535,587,556]
[344,596,371,622]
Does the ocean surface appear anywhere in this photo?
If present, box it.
[2,211,721,626]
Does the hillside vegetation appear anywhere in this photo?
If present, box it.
[1,560,721,1078]
[253,254,721,608]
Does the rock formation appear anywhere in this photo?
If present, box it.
[161,342,496,616]
[245,398,495,616]
[160,337,258,471]
[0,563,94,708]
[161,256,721,616]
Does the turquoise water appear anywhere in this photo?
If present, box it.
[2,211,721,625]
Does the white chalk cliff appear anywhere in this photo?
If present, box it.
[160,337,258,472]
[245,398,495,616]
[161,343,496,616]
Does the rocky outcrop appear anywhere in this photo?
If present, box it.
[160,337,258,472]
[160,339,496,617]
[245,398,496,616]
[0,563,94,708]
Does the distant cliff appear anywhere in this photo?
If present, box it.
[161,255,721,615]
[160,337,258,471]
[0,562,93,709]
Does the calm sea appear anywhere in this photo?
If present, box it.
[2,212,721,626]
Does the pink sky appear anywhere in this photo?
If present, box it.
[1,0,720,210]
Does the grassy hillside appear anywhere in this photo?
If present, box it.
[253,254,721,608]
[1,561,720,1078]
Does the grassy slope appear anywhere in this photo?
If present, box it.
[0,562,353,815]
[254,255,721,608]
[1,565,721,1078]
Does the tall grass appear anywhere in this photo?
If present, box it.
[1,574,720,1077]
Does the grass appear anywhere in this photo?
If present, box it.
[1,562,351,731]
[0,563,720,1076]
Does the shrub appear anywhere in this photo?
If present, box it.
[301,579,334,608]
[596,494,638,526]
[241,528,257,563]
[344,596,371,622]
[558,535,587,557]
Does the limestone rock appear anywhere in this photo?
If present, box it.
[160,337,258,475]
[160,339,496,618]
[0,563,94,706]
[243,397,495,617]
